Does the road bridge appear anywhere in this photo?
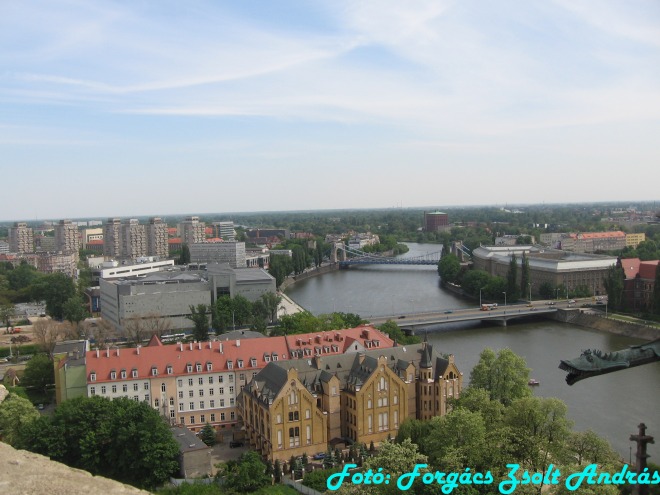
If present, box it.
[331,243,442,267]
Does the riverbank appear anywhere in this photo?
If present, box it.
[280,263,339,291]
[548,310,660,342]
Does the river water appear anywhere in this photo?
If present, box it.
[286,243,660,460]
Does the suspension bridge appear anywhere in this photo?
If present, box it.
[333,244,442,266]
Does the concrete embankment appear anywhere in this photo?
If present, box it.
[547,310,660,342]
[279,263,339,291]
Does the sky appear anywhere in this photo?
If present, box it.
[1,0,659,221]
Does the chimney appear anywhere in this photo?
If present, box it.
[236,339,241,347]
[208,341,212,349]
[189,342,193,351]
[219,343,223,354]
[96,349,99,358]
[198,342,201,350]
[136,345,141,355]
[106,347,110,358]
[179,342,183,352]
[116,348,120,356]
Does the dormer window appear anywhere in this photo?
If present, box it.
[237,359,243,368]
[120,369,127,379]
[151,367,158,376]
[167,366,173,374]
[110,370,117,380]
[227,360,233,370]
[186,364,193,373]
[272,354,278,361]
[196,363,202,372]
[132,369,138,378]
[250,358,257,367]
[332,345,338,352]
[90,372,96,382]
[264,354,271,363]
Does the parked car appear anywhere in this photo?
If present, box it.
[568,299,576,304]
[313,452,326,460]
[229,441,244,448]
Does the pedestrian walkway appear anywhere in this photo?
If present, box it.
[278,292,306,318]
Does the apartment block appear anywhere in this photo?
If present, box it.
[190,241,246,268]
[103,218,123,258]
[9,222,34,254]
[211,221,236,242]
[121,219,147,259]
[55,219,81,254]
[179,216,206,245]
[147,217,169,258]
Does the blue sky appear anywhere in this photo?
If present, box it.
[1,1,659,221]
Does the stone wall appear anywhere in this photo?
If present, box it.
[547,310,660,341]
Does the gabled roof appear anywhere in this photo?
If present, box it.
[621,258,641,279]
[638,260,660,280]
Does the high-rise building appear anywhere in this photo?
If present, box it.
[179,216,206,246]
[55,219,81,254]
[190,241,246,268]
[103,218,123,259]
[121,219,147,259]
[211,221,236,241]
[9,222,34,254]
[146,217,169,258]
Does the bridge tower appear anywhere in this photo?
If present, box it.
[330,242,347,263]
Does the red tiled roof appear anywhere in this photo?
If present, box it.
[638,260,660,280]
[205,227,214,235]
[206,237,223,243]
[168,228,178,236]
[284,325,394,355]
[168,238,182,244]
[86,336,290,384]
[87,240,104,245]
[621,258,641,279]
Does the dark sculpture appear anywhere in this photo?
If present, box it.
[559,338,660,385]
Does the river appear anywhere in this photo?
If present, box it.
[286,243,660,460]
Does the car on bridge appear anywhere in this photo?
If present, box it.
[444,310,453,314]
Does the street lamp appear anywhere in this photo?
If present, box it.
[528,283,533,303]
[502,292,507,313]
[479,287,486,307]
[555,288,560,300]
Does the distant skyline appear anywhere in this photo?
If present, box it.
[1,1,659,221]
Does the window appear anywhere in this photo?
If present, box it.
[306,409,311,419]
[121,370,126,379]
[189,390,194,398]
[239,373,245,382]
[394,410,399,428]
[208,376,214,384]
[288,427,300,447]
[227,361,233,369]
[151,367,158,376]
[237,359,243,368]
[179,403,184,411]
[210,400,215,408]
[178,391,183,399]
[133,383,139,391]
[250,358,257,367]
[187,364,193,373]
[145,394,150,403]
[200,401,205,409]
[252,372,257,378]
[188,378,193,386]
[367,399,372,409]
[180,417,184,425]
[200,414,205,423]
[100,385,106,394]
[228,375,233,382]
[110,371,116,380]
[155,398,160,407]
[199,389,204,397]
[178,379,183,387]
[277,429,282,449]
[393,395,398,405]
[229,386,234,394]
[122,384,128,393]
[90,387,96,396]
[221,412,225,421]
[112,385,117,393]
[220,399,225,407]
[206,363,212,371]
[288,411,299,421]
[144,382,149,390]
[276,414,282,424]
[209,388,214,396]
[264,355,271,363]
[132,369,138,378]
[190,416,195,424]
[190,402,195,410]
[198,377,203,385]
[133,395,139,402]
[229,398,235,406]
[219,376,224,383]
[306,425,311,445]
[288,391,298,405]
[90,373,96,381]
[210,413,216,422]
[170,410,176,419]
[219,387,224,395]
[368,414,373,433]
[167,366,173,374]
[272,354,278,361]
[230,412,235,420]
[170,397,174,406]
[161,383,166,392]
[196,364,202,372]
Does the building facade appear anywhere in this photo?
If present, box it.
[147,217,169,258]
[424,211,449,232]
[121,219,147,259]
[241,340,462,461]
[103,218,123,258]
[190,242,246,268]
[472,245,617,296]
[55,219,81,254]
[9,222,34,254]
[179,216,206,246]
[211,221,236,242]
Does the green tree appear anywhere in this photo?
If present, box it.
[506,253,520,301]
[603,262,625,310]
[0,393,40,446]
[0,300,15,332]
[269,255,293,288]
[539,281,555,300]
[520,252,531,300]
[437,253,461,284]
[260,292,282,323]
[187,304,210,341]
[22,353,55,393]
[19,396,179,489]
[469,348,531,406]
[565,429,618,466]
[32,272,76,320]
[178,244,191,265]
[424,407,487,469]
[200,423,216,446]
[62,294,90,326]
[224,450,270,493]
